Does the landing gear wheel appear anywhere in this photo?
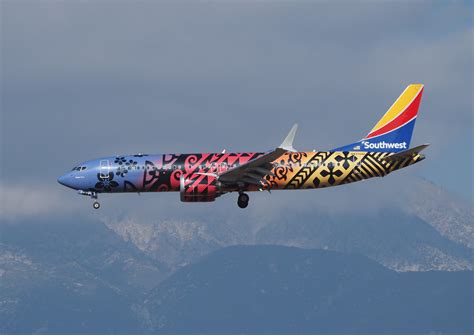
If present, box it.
[237,193,249,209]
[93,201,100,209]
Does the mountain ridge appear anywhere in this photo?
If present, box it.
[142,245,473,334]
[104,178,473,272]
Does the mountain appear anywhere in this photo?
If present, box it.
[1,219,472,334]
[0,245,139,334]
[1,179,472,333]
[0,219,169,294]
[255,207,473,271]
[142,245,473,334]
[408,178,474,248]
[105,178,473,272]
[0,219,168,334]
[103,218,235,271]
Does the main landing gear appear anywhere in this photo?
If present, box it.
[237,192,249,209]
[78,190,100,210]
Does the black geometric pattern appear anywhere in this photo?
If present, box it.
[320,162,344,185]
[285,152,332,189]
[341,152,424,184]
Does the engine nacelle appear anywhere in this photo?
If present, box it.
[180,174,221,202]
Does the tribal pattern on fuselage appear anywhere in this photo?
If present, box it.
[87,151,424,195]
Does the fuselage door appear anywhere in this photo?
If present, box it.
[100,160,110,178]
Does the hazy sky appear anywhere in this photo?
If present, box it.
[1,1,472,222]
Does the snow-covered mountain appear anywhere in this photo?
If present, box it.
[0,220,166,334]
[1,178,472,333]
[0,245,140,333]
[408,178,473,248]
[104,178,473,272]
[102,219,238,270]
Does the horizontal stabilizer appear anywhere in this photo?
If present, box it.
[382,144,429,162]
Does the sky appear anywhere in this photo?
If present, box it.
[1,1,472,223]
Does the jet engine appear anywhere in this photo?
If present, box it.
[180,173,221,202]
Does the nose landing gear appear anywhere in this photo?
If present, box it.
[237,192,249,209]
[78,190,101,210]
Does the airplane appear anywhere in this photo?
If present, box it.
[58,84,428,209]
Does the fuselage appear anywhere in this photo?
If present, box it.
[58,150,424,195]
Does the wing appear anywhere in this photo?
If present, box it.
[218,124,298,188]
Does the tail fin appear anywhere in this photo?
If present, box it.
[333,84,424,152]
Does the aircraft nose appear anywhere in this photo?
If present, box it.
[57,174,71,187]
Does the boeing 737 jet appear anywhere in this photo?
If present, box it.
[58,84,428,209]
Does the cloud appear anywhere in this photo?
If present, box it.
[0,183,80,222]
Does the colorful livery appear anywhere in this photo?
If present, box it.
[58,84,428,209]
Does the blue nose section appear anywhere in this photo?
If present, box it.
[57,174,72,188]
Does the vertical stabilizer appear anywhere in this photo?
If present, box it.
[333,84,424,152]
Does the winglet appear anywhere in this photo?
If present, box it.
[279,124,298,152]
